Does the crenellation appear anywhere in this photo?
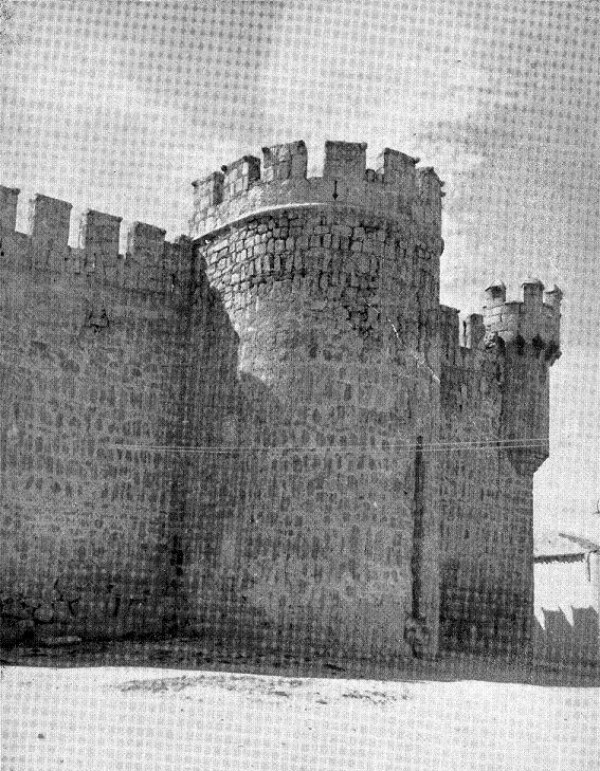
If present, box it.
[165,235,194,290]
[29,193,73,270]
[221,155,261,200]
[461,313,486,350]
[544,284,563,310]
[189,140,445,242]
[377,148,417,199]
[484,280,506,307]
[192,171,225,212]
[79,209,122,278]
[323,140,367,185]
[483,281,561,354]
[499,301,523,338]
[522,277,544,308]
[0,188,196,292]
[0,185,20,231]
[125,221,166,289]
[262,141,307,182]
[439,305,460,365]
[416,167,444,227]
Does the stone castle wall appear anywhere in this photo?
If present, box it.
[0,190,238,644]
[185,204,442,660]
[0,140,562,659]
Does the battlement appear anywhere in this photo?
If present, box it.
[440,280,562,366]
[484,279,562,363]
[0,186,20,230]
[0,185,193,292]
[439,305,461,364]
[440,305,488,364]
[190,140,445,241]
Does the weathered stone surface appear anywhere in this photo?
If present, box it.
[33,605,55,623]
[0,200,202,644]
[0,141,561,659]
[38,634,82,647]
[0,619,35,646]
[186,205,442,660]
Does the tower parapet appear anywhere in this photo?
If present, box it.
[440,280,562,369]
[484,278,562,364]
[190,140,444,247]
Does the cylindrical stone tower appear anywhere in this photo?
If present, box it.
[187,141,445,661]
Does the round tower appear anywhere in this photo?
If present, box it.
[484,278,562,476]
[188,141,445,661]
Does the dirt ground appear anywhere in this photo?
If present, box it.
[2,640,599,771]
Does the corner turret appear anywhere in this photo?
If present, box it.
[483,278,562,365]
[440,278,562,477]
[481,279,563,475]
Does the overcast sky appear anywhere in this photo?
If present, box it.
[1,0,598,536]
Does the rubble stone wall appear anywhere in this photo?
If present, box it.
[185,203,443,660]
[0,141,562,660]
[0,193,211,644]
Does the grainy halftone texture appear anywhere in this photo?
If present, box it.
[1,0,597,531]
[1,1,599,769]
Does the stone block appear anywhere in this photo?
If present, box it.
[33,604,55,623]
[0,186,19,231]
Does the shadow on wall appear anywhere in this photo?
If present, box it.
[438,558,532,657]
[533,606,599,666]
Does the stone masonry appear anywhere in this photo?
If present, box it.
[0,141,562,660]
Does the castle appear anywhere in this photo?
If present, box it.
[0,141,562,660]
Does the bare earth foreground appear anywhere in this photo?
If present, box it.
[1,645,598,771]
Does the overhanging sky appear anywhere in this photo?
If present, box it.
[1,0,598,534]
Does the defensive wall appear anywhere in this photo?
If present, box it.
[0,140,562,661]
[0,187,239,644]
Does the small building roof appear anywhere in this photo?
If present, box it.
[534,531,600,562]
